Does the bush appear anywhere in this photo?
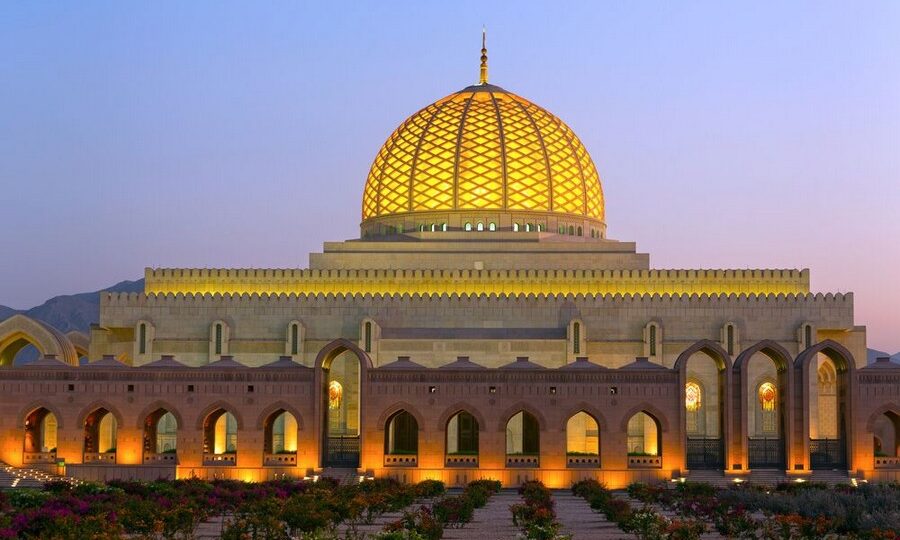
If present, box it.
[385,506,443,540]
[414,480,446,498]
[467,479,501,494]
[432,495,474,527]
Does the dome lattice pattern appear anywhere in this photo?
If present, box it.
[362,84,604,222]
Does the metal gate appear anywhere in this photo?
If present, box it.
[809,438,845,469]
[324,436,360,468]
[748,437,784,468]
[686,438,723,469]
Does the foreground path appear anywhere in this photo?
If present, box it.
[553,491,630,540]
[442,489,521,540]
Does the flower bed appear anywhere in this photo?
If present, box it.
[510,480,570,540]
[382,479,501,539]
[571,479,706,540]
[624,480,900,539]
[0,477,447,539]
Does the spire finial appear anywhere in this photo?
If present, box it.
[479,26,488,85]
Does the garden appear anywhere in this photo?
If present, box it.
[572,478,900,540]
[0,477,500,540]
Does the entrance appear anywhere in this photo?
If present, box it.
[321,346,363,468]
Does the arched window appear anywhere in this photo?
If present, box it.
[804,324,812,349]
[573,322,581,354]
[139,323,147,355]
[726,324,735,355]
[506,411,539,456]
[758,382,778,434]
[476,222,484,231]
[290,323,299,355]
[84,408,117,458]
[568,226,575,235]
[364,321,372,352]
[430,223,436,232]
[577,226,583,236]
[214,324,223,356]
[566,412,599,456]
[626,411,660,456]
[525,223,532,232]
[488,222,496,231]
[265,410,298,456]
[419,224,426,232]
[685,381,705,435]
[441,223,448,232]
[649,325,657,356]
[446,411,479,456]
[398,224,404,234]
[328,380,343,410]
[203,410,237,456]
[385,411,418,455]
[536,224,542,232]
[558,225,565,234]
[513,223,520,232]
[24,408,58,461]
[465,222,472,231]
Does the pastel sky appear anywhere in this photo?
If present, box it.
[1,2,898,352]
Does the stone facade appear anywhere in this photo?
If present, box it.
[1,64,897,488]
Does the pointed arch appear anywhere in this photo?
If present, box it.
[497,402,549,432]
[866,403,900,433]
[77,400,125,428]
[136,401,183,429]
[19,401,66,429]
[195,400,243,430]
[437,403,486,432]
[674,339,731,372]
[734,340,793,372]
[256,401,305,431]
[0,314,79,366]
[618,403,670,433]
[314,338,373,370]
[561,403,608,432]
[376,402,426,430]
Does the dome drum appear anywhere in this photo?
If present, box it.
[361,210,606,239]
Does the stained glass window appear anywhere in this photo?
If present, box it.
[758,382,776,412]
[685,382,702,412]
[328,380,343,410]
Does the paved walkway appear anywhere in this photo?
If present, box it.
[442,490,521,540]
[554,491,630,540]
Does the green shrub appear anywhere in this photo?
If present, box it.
[414,480,446,498]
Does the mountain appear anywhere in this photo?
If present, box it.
[0,279,144,334]
[868,348,891,364]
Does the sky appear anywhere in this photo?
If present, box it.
[1,1,898,352]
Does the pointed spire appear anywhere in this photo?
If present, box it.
[479,26,488,85]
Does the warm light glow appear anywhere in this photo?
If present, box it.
[144,268,812,297]
[758,382,777,412]
[685,382,702,412]
[328,380,343,410]
[362,86,604,222]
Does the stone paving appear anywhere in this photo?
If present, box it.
[443,489,521,540]
[554,491,630,540]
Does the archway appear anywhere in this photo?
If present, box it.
[83,408,118,463]
[734,341,793,470]
[445,410,479,467]
[505,410,540,467]
[796,340,855,470]
[263,409,298,466]
[626,411,662,468]
[143,408,178,463]
[202,408,238,465]
[315,339,371,468]
[675,341,731,470]
[23,408,58,463]
[384,410,418,466]
[0,315,79,366]
[566,411,600,467]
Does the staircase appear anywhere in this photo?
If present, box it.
[809,469,851,485]
[747,468,786,486]
[684,469,733,488]
[320,467,362,485]
[0,461,80,489]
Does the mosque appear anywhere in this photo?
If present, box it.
[0,38,898,487]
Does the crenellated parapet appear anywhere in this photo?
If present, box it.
[144,267,811,297]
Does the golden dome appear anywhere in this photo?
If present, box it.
[361,83,605,229]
